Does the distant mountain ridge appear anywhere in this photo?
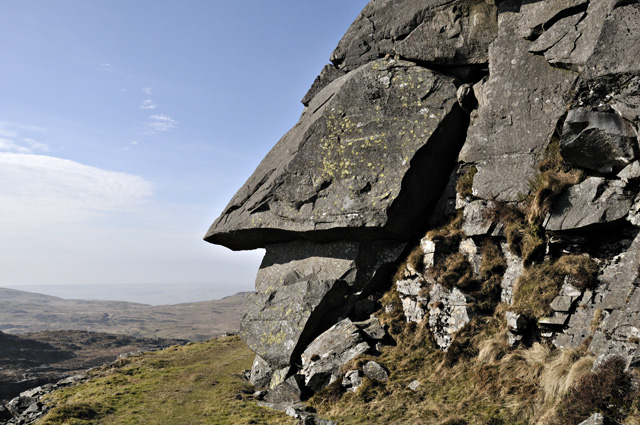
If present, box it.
[0,287,247,341]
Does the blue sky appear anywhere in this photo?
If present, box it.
[0,1,368,302]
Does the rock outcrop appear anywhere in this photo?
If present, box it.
[205,0,640,421]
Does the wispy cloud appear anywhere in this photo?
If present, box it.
[140,99,157,110]
[0,153,153,224]
[100,63,114,72]
[144,114,177,133]
[0,137,49,154]
[141,87,153,95]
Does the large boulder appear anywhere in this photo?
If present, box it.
[300,319,371,392]
[206,59,468,250]
[241,240,404,370]
[544,177,634,231]
[560,108,638,174]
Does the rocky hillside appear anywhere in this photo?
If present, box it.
[0,330,183,403]
[204,0,640,423]
[0,288,246,341]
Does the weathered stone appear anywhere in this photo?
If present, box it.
[461,200,494,236]
[618,161,640,181]
[550,296,576,313]
[539,313,570,327]
[241,240,403,370]
[7,396,35,416]
[428,283,470,350]
[505,311,526,334]
[459,238,482,275]
[393,1,498,67]
[263,374,306,404]
[330,0,497,76]
[584,3,640,80]
[396,277,428,323]
[301,64,346,107]
[627,193,640,226]
[0,405,12,421]
[206,60,467,250]
[560,108,638,174]
[300,319,370,392]
[249,355,273,390]
[353,317,386,341]
[407,380,420,392]
[362,361,388,382]
[544,178,634,231]
[500,242,523,305]
[342,369,363,393]
[579,413,605,425]
[528,11,586,65]
[459,7,578,202]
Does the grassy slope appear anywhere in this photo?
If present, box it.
[40,336,292,425]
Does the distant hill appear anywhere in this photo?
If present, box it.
[0,329,184,402]
[0,287,247,341]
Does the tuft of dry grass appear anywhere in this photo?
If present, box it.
[553,356,638,425]
[526,140,583,226]
[456,166,478,199]
[511,254,595,319]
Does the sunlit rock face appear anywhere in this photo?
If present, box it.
[205,0,640,404]
[205,59,467,251]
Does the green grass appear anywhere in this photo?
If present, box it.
[40,336,292,425]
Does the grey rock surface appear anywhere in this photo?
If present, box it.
[362,360,389,382]
[428,283,470,351]
[342,369,363,393]
[544,177,634,231]
[500,242,523,305]
[206,59,466,250]
[241,240,403,370]
[396,277,428,323]
[561,108,638,173]
[459,5,578,201]
[330,0,497,76]
[300,319,371,392]
[249,355,273,390]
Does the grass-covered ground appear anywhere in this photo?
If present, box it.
[39,336,292,425]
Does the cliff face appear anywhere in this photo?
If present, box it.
[206,0,640,422]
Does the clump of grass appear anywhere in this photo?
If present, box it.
[526,140,583,225]
[376,283,407,336]
[469,239,507,314]
[456,165,478,199]
[438,252,475,291]
[554,356,638,425]
[512,254,598,319]
[394,244,425,282]
[505,221,546,265]
[554,254,598,290]
[425,211,464,252]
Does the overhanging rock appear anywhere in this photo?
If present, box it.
[205,59,467,250]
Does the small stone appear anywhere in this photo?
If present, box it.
[342,370,363,393]
[407,380,420,391]
[363,361,389,382]
[505,311,526,333]
[550,296,576,313]
[539,313,570,327]
[353,317,387,341]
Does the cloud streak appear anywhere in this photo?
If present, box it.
[0,153,153,225]
[140,99,157,110]
[145,114,177,133]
